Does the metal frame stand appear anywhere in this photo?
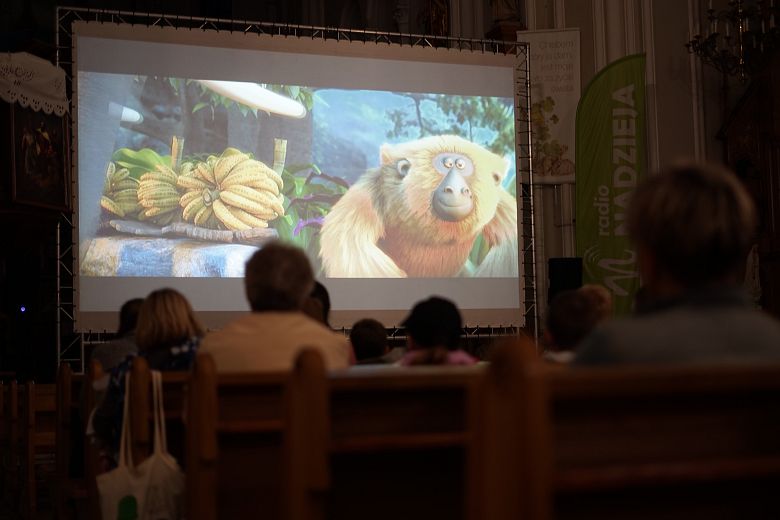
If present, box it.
[54,7,537,358]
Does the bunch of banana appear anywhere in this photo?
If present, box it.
[100,162,141,218]
[177,148,285,231]
[137,164,182,226]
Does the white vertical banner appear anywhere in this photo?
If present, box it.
[518,29,580,184]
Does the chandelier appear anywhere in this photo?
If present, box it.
[686,0,779,81]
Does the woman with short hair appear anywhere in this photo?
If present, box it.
[93,288,204,461]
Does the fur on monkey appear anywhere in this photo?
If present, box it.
[319,135,519,278]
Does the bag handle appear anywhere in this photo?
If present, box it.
[118,372,134,468]
[151,370,169,455]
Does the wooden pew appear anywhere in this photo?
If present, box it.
[487,340,780,519]
[0,382,7,499]
[0,380,19,509]
[20,382,57,518]
[55,363,89,519]
[128,357,190,466]
[186,353,288,520]
[84,359,104,520]
[286,349,485,520]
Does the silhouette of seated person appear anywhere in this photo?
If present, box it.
[575,163,780,365]
[93,288,203,462]
[543,284,612,364]
[399,297,476,366]
[201,242,351,371]
[91,298,143,372]
[350,319,391,365]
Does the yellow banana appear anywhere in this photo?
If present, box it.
[183,198,206,221]
[179,190,202,207]
[222,147,243,157]
[213,199,250,230]
[113,179,140,191]
[228,206,268,228]
[153,164,179,184]
[177,175,208,190]
[214,153,247,185]
[138,188,180,201]
[117,201,141,213]
[101,196,125,217]
[193,205,213,226]
[223,171,281,195]
[113,188,139,200]
[138,179,175,191]
[140,196,180,209]
[141,171,177,184]
[218,190,270,216]
[196,163,216,184]
[223,184,275,204]
[108,165,128,183]
[222,161,280,188]
[143,206,177,218]
[223,186,284,217]
[263,167,284,191]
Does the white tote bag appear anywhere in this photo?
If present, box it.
[97,370,185,520]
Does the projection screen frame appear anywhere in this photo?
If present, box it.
[54,7,537,367]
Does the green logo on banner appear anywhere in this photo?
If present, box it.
[575,54,646,314]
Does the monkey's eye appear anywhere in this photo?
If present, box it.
[397,159,411,177]
[455,158,466,170]
[442,157,454,169]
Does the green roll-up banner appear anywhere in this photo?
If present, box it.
[575,54,646,315]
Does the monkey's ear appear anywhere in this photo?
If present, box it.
[493,157,512,185]
[396,159,411,177]
[379,144,394,166]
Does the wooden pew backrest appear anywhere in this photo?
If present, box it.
[21,382,57,517]
[544,365,780,519]
[128,358,190,465]
[85,359,103,520]
[187,353,288,520]
[288,351,485,520]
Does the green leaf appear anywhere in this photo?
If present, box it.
[294,177,306,197]
[192,102,208,114]
[111,148,170,178]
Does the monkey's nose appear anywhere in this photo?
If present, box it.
[444,186,454,194]
[462,186,471,197]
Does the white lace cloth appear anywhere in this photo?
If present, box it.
[0,52,68,115]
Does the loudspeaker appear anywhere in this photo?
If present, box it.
[548,257,583,303]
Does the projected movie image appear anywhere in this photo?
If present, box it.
[78,73,517,278]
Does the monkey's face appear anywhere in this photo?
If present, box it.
[380,136,510,243]
[430,152,474,222]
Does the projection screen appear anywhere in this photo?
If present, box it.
[73,22,524,330]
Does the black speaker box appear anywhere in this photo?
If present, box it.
[548,257,583,303]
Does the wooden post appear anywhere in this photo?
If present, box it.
[187,352,218,520]
[482,336,552,520]
[285,349,329,520]
[130,357,152,465]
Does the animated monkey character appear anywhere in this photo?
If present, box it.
[319,135,518,278]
